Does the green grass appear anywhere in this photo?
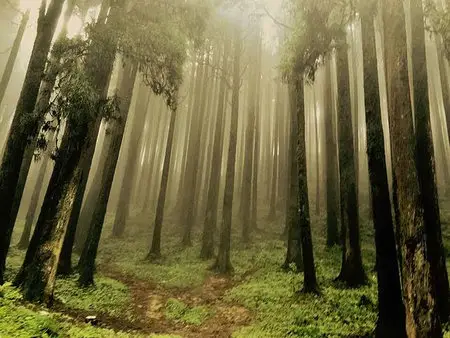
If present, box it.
[164,298,212,326]
[0,282,142,338]
[55,275,130,317]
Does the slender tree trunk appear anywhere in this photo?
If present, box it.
[336,47,367,287]
[0,0,65,285]
[17,135,54,250]
[213,27,241,274]
[268,83,280,221]
[314,90,320,216]
[324,61,340,247]
[241,39,258,243]
[200,40,230,259]
[251,31,262,231]
[78,62,138,287]
[110,85,151,235]
[147,106,178,259]
[0,9,30,106]
[383,0,442,335]
[181,50,209,246]
[410,0,450,322]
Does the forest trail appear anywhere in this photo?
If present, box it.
[69,264,253,337]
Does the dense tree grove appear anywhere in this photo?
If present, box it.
[1,0,450,337]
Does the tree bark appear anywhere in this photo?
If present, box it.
[383,0,442,335]
[410,0,450,323]
[0,0,65,285]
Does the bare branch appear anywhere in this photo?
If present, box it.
[263,6,293,30]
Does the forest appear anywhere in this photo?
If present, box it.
[1,0,450,337]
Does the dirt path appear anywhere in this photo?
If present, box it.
[59,265,252,337]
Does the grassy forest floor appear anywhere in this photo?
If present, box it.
[3,203,450,337]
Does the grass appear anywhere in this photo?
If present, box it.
[165,298,212,326]
[0,282,144,338]
[4,202,450,337]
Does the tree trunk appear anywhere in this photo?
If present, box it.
[0,0,65,285]
[213,27,241,274]
[251,30,262,232]
[324,61,340,247]
[268,83,280,221]
[147,105,177,259]
[0,9,29,106]
[14,117,89,304]
[283,84,302,271]
[200,41,230,259]
[241,38,258,243]
[383,0,442,335]
[78,62,138,287]
[336,47,367,287]
[410,0,450,323]
[295,77,319,294]
[362,8,406,337]
[17,134,54,250]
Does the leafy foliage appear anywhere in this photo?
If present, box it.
[165,298,211,326]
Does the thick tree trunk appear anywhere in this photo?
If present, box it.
[283,84,302,271]
[147,106,177,259]
[200,39,230,259]
[213,27,241,274]
[14,118,89,304]
[0,9,29,106]
[410,0,450,323]
[324,61,340,247]
[0,0,65,285]
[78,62,138,287]
[383,0,442,335]
[295,77,319,294]
[362,9,406,337]
[336,48,367,287]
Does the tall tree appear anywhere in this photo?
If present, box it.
[0,9,30,106]
[0,0,66,285]
[335,46,367,287]
[383,0,442,335]
[78,61,138,287]
[181,47,210,246]
[295,76,319,294]
[200,38,230,259]
[360,3,406,336]
[213,25,241,273]
[147,103,178,259]
[324,61,340,247]
[410,0,450,322]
